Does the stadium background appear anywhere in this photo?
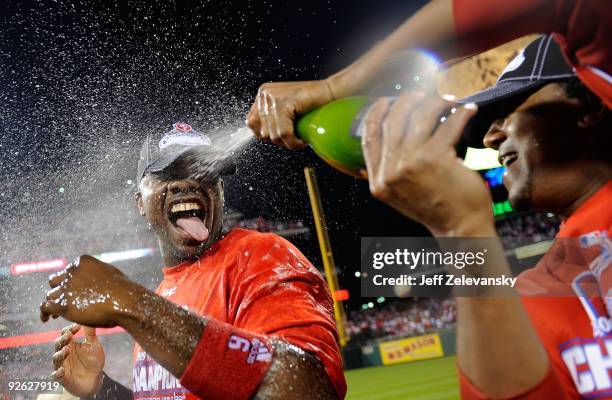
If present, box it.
[0,0,555,398]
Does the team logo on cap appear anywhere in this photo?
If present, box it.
[159,122,212,150]
[499,49,526,79]
[173,122,193,133]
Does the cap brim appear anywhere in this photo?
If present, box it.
[456,80,547,148]
[457,80,546,107]
[145,146,191,174]
[144,145,237,177]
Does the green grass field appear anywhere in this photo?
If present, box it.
[345,356,459,400]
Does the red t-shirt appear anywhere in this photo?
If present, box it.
[132,228,347,399]
[460,181,612,399]
[453,0,612,108]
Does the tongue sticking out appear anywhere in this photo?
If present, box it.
[176,217,209,242]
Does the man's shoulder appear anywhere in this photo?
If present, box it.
[222,228,320,278]
[221,228,297,253]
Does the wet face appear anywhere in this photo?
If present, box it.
[136,158,224,266]
[483,83,597,213]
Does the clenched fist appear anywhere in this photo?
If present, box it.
[40,255,138,327]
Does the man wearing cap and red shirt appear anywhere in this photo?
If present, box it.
[39,123,347,399]
[245,0,610,395]
[360,35,611,399]
[250,26,611,397]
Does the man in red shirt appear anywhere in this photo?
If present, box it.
[39,123,347,399]
[359,36,611,399]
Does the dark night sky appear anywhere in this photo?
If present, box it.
[0,0,430,309]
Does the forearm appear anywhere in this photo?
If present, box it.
[449,225,548,398]
[114,286,337,398]
[83,373,132,400]
[326,0,457,98]
[255,341,338,400]
[115,284,206,378]
[326,0,559,99]
[457,297,549,398]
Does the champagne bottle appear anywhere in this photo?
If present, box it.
[295,95,468,178]
[295,96,372,178]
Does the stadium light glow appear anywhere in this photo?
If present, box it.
[8,247,156,276]
[10,258,68,276]
[93,247,155,263]
[334,289,350,301]
[0,326,125,350]
[483,167,505,187]
[492,200,513,217]
[463,147,501,170]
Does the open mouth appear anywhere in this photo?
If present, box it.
[168,200,206,225]
[166,198,210,243]
[499,152,518,168]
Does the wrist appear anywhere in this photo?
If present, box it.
[432,216,496,237]
[111,280,148,329]
[326,67,360,99]
[321,78,337,101]
[81,372,104,400]
[93,372,105,396]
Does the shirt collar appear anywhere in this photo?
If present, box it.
[557,180,612,238]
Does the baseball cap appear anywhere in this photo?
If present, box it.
[136,122,236,185]
[457,35,576,147]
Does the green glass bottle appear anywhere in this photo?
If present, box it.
[295,95,468,177]
[295,96,371,177]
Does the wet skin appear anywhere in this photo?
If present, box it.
[135,157,225,266]
[40,159,338,399]
[483,83,612,216]
[359,83,611,398]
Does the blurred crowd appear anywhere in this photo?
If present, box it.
[495,212,560,249]
[346,298,456,344]
[224,217,307,234]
